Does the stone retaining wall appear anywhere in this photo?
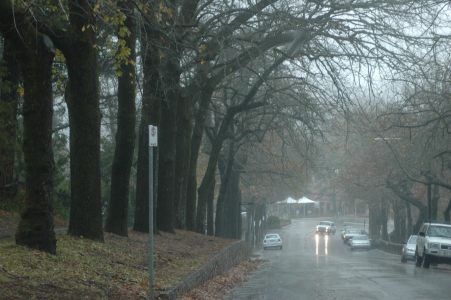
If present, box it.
[157,240,251,300]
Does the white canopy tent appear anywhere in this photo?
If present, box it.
[272,196,319,218]
[276,197,298,204]
[297,196,316,204]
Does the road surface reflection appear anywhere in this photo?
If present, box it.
[315,233,329,256]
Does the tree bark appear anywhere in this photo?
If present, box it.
[215,145,234,237]
[368,201,380,239]
[174,96,192,229]
[0,38,19,203]
[133,28,160,233]
[225,164,242,239]
[443,198,451,222]
[391,198,406,242]
[196,137,222,233]
[380,197,389,241]
[15,36,56,254]
[186,86,214,231]
[65,0,103,241]
[105,0,136,236]
[406,202,412,235]
[431,184,439,221]
[155,31,181,233]
[206,174,215,235]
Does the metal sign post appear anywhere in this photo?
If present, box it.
[148,125,158,299]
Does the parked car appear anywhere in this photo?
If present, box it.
[263,233,283,250]
[401,235,417,263]
[416,222,451,268]
[343,228,364,244]
[316,221,336,235]
[349,235,371,250]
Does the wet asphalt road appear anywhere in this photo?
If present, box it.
[228,218,451,300]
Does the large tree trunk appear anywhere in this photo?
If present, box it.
[156,88,177,233]
[133,29,160,233]
[380,198,389,241]
[174,96,192,229]
[0,38,19,203]
[391,198,406,243]
[225,165,242,239]
[215,146,234,237]
[368,200,380,239]
[186,86,213,231]
[15,36,56,254]
[66,0,103,241]
[105,1,136,236]
[196,146,220,234]
[414,208,427,233]
[431,184,439,221]
[406,202,413,235]
[155,36,180,234]
[206,175,215,235]
[444,198,451,222]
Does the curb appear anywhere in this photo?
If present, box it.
[157,240,251,300]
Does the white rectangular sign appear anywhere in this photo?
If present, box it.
[149,125,158,147]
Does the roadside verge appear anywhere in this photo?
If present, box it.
[158,240,251,299]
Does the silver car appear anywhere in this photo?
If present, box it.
[401,235,417,263]
[349,235,371,250]
[263,233,282,250]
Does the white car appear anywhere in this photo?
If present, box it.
[263,233,282,250]
[349,235,371,250]
[416,222,451,268]
[401,235,417,263]
[316,221,336,235]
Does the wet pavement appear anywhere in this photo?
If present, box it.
[228,218,451,300]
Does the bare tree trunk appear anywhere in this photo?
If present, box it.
[206,175,215,235]
[174,96,192,229]
[369,201,380,239]
[187,86,214,231]
[406,202,412,235]
[444,198,451,222]
[65,1,103,241]
[133,30,160,233]
[0,38,19,203]
[431,184,439,221]
[155,50,180,234]
[392,198,406,243]
[14,37,56,254]
[215,143,234,237]
[105,1,136,236]
[380,198,389,241]
[414,208,426,233]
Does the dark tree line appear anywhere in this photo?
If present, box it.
[1,0,449,254]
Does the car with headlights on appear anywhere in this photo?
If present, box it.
[263,233,282,250]
[349,234,371,250]
[316,221,336,235]
[416,222,451,268]
[401,235,417,263]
